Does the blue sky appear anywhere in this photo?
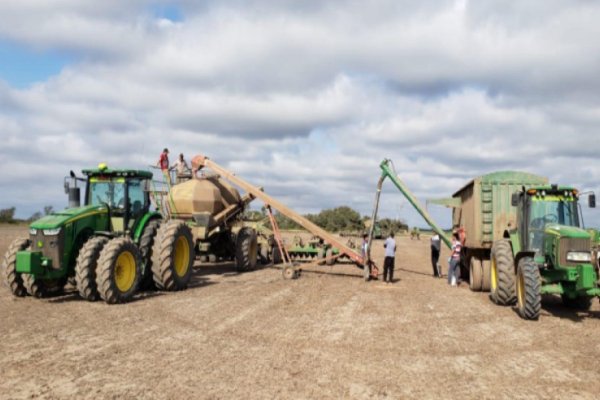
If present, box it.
[1,0,600,230]
[0,40,72,88]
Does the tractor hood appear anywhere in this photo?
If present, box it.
[544,224,591,240]
[30,205,107,230]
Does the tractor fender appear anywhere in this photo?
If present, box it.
[133,212,162,242]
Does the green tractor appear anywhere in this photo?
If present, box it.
[490,184,599,319]
[2,164,194,304]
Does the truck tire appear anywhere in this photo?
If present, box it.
[75,236,109,301]
[152,220,194,290]
[481,259,491,292]
[326,248,334,266]
[3,238,30,297]
[490,239,516,305]
[561,295,592,310]
[469,257,482,292]
[516,257,541,320]
[235,227,258,272]
[138,219,161,289]
[96,237,141,304]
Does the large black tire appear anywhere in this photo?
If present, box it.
[469,257,482,292]
[481,259,491,292]
[490,240,516,305]
[561,295,593,310]
[75,236,109,301]
[271,246,282,265]
[259,244,270,265]
[325,248,334,266]
[152,220,194,290]
[2,238,30,297]
[235,227,258,272]
[516,257,541,320]
[96,237,141,304]
[138,219,162,289]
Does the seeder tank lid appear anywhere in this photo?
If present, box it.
[82,164,153,179]
[452,170,548,197]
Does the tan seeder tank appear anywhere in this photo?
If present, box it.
[169,175,242,218]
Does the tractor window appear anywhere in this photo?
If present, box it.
[127,179,146,218]
[89,178,126,209]
[528,196,580,250]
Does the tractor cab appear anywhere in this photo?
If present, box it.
[512,185,595,263]
[82,164,153,233]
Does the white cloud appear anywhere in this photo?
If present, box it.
[1,1,600,229]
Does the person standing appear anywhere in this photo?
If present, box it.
[157,148,171,184]
[171,153,191,183]
[448,232,462,287]
[361,233,369,259]
[430,233,441,277]
[383,232,396,283]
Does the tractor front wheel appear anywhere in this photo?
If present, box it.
[490,240,516,305]
[516,257,541,320]
[3,238,31,297]
[235,227,258,272]
[75,236,109,301]
[152,220,194,290]
[96,237,141,304]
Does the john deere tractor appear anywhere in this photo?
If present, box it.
[2,164,194,304]
[490,184,599,319]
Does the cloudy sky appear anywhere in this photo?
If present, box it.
[1,0,600,228]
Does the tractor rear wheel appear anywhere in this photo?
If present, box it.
[326,248,334,266]
[481,259,491,292]
[3,238,31,297]
[152,220,194,290]
[516,257,541,320]
[235,227,258,272]
[490,240,516,305]
[96,237,141,304]
[561,295,593,310]
[138,219,161,289]
[75,236,109,301]
[469,257,482,292]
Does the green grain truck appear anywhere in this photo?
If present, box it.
[430,171,549,292]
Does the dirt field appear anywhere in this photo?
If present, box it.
[1,226,600,399]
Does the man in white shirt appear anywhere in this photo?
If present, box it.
[171,153,191,183]
[383,232,397,283]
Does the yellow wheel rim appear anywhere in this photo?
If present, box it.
[517,268,525,309]
[115,251,136,292]
[491,257,498,293]
[174,236,190,277]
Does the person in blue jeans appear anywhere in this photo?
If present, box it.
[448,232,462,286]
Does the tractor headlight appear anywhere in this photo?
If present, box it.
[29,228,38,235]
[43,228,62,236]
[566,251,592,263]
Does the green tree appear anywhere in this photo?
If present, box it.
[0,207,16,223]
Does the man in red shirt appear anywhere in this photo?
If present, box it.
[157,148,171,184]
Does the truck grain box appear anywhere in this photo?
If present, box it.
[430,171,548,291]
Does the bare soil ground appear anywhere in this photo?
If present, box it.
[1,226,600,399]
